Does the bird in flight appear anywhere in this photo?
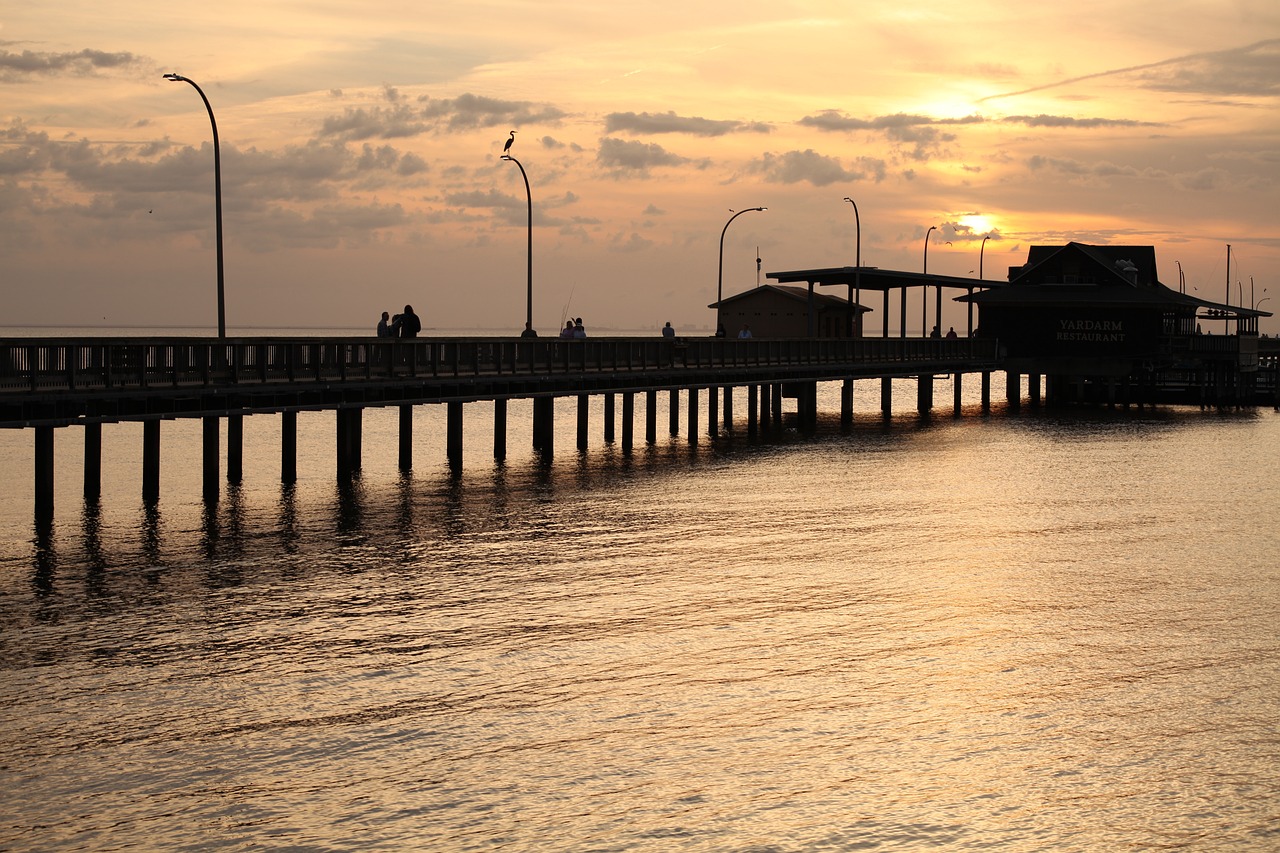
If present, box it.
[503,131,516,153]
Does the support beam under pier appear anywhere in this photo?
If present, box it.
[398,405,412,471]
[84,422,101,502]
[35,426,54,522]
[687,387,699,444]
[282,411,297,484]
[493,399,507,462]
[227,415,243,484]
[532,396,554,455]
[622,392,634,451]
[144,419,161,503]
[447,401,463,468]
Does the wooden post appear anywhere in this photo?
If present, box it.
[203,416,219,499]
[281,411,297,484]
[687,386,699,444]
[723,386,734,432]
[447,401,463,468]
[772,383,783,428]
[881,377,893,418]
[604,392,615,443]
[981,371,991,410]
[840,379,853,426]
[336,409,352,478]
[1029,373,1042,406]
[533,396,554,455]
[953,372,964,416]
[398,404,413,471]
[1006,372,1021,408]
[669,388,679,436]
[748,384,759,436]
[493,398,507,461]
[708,386,719,438]
[83,422,101,502]
[759,383,770,428]
[577,394,589,451]
[622,392,634,452]
[142,419,161,503]
[917,374,933,415]
[35,426,54,522]
[227,414,243,484]
[646,390,657,444]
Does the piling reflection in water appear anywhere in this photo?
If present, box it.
[1,402,1279,851]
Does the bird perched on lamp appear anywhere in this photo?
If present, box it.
[503,130,516,154]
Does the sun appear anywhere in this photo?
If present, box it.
[958,214,996,236]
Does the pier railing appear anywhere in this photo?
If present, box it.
[0,336,999,395]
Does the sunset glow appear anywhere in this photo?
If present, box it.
[2,1,1277,333]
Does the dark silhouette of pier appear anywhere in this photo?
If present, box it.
[4,334,1001,518]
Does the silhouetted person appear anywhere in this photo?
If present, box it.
[715,323,726,338]
[930,324,941,338]
[376,311,391,337]
[396,305,421,338]
[573,317,586,338]
[560,320,575,338]
[737,324,752,339]
[662,321,675,338]
[521,321,538,338]
[945,326,957,339]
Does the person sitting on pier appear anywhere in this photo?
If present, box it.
[560,320,576,338]
[573,318,586,338]
[945,326,958,339]
[930,324,941,338]
[376,312,392,337]
[737,324,753,339]
[521,322,538,338]
[662,321,675,338]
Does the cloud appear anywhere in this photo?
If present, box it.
[799,111,984,132]
[319,105,431,141]
[981,38,1280,102]
[0,48,143,81]
[419,92,566,130]
[1141,39,1280,97]
[749,149,886,186]
[1002,115,1162,128]
[317,93,566,141]
[604,110,771,137]
[595,138,703,174]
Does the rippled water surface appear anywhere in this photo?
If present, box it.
[2,383,1278,851]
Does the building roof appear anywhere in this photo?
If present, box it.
[710,283,871,312]
[767,265,1003,293]
[966,242,1270,318]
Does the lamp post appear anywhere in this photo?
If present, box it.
[1225,244,1231,334]
[922,225,936,336]
[501,151,534,331]
[843,197,861,337]
[718,207,766,307]
[979,234,990,280]
[163,73,225,338]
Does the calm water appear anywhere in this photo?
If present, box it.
[1,372,1278,851]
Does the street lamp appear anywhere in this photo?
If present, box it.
[501,148,534,332]
[718,207,766,307]
[922,225,936,336]
[979,234,990,280]
[163,73,225,338]
[843,197,861,336]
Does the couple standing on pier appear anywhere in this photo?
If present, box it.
[377,305,421,338]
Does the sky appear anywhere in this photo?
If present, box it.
[3,1,1278,335]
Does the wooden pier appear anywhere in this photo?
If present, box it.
[2,335,1001,518]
